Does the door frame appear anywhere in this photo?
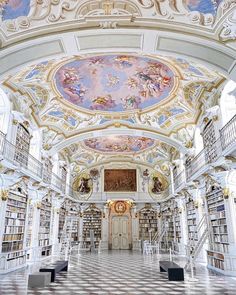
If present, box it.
[108,201,132,250]
[111,215,129,250]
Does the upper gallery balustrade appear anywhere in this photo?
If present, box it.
[0,131,71,197]
[174,114,236,192]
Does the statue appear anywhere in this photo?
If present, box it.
[143,168,149,178]
[78,177,91,194]
[152,176,163,194]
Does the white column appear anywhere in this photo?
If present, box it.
[131,206,139,250]
[101,205,109,249]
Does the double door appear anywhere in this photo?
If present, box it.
[112,216,129,249]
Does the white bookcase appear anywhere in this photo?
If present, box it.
[82,206,102,248]
[139,207,158,241]
[206,186,229,272]
[14,123,30,167]
[0,187,28,273]
[160,202,174,249]
[39,196,52,257]
[186,199,198,245]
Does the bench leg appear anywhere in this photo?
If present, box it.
[160,266,166,272]
[61,265,68,271]
[168,269,184,281]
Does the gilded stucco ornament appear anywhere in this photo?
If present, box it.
[0,0,235,37]
[0,189,8,201]
[148,171,169,201]
[72,173,93,201]
[219,8,236,41]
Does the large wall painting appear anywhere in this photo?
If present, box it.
[83,135,155,153]
[53,55,175,113]
[104,169,136,192]
[1,0,31,21]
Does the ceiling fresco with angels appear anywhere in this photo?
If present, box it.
[83,136,155,154]
[4,53,225,143]
[61,137,178,172]
[54,55,175,113]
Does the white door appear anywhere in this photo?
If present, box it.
[112,216,129,249]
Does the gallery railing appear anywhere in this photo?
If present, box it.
[0,131,73,197]
[174,170,186,191]
[183,115,236,182]
[186,148,206,181]
[0,134,43,179]
[220,114,236,151]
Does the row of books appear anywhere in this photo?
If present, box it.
[5,218,25,226]
[4,226,24,234]
[3,234,24,241]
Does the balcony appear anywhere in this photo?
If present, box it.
[174,114,236,190]
[173,170,186,193]
[0,131,74,198]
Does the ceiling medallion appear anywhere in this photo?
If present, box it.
[52,54,178,117]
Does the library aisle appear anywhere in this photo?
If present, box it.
[1,251,236,295]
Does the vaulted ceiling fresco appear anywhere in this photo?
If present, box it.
[61,137,178,174]
[83,136,155,154]
[4,53,225,142]
[54,55,175,113]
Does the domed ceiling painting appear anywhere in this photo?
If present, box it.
[83,136,155,153]
[54,55,175,113]
[3,52,225,144]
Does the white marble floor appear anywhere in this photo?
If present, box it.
[0,251,236,294]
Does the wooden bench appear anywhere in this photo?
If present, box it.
[39,260,68,282]
[159,260,184,281]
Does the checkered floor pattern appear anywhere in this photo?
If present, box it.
[0,251,236,294]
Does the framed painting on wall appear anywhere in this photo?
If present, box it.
[104,169,137,192]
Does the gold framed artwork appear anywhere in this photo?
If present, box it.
[114,201,127,215]
[72,173,93,200]
[104,169,136,192]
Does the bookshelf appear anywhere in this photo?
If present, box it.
[82,206,102,248]
[161,202,174,249]
[67,204,79,245]
[174,209,181,244]
[186,199,197,245]
[0,188,28,273]
[206,186,229,271]
[43,158,52,183]
[58,204,66,243]
[202,119,217,163]
[14,123,30,167]
[26,201,33,248]
[70,212,79,245]
[39,196,52,257]
[60,166,67,193]
[139,207,158,241]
